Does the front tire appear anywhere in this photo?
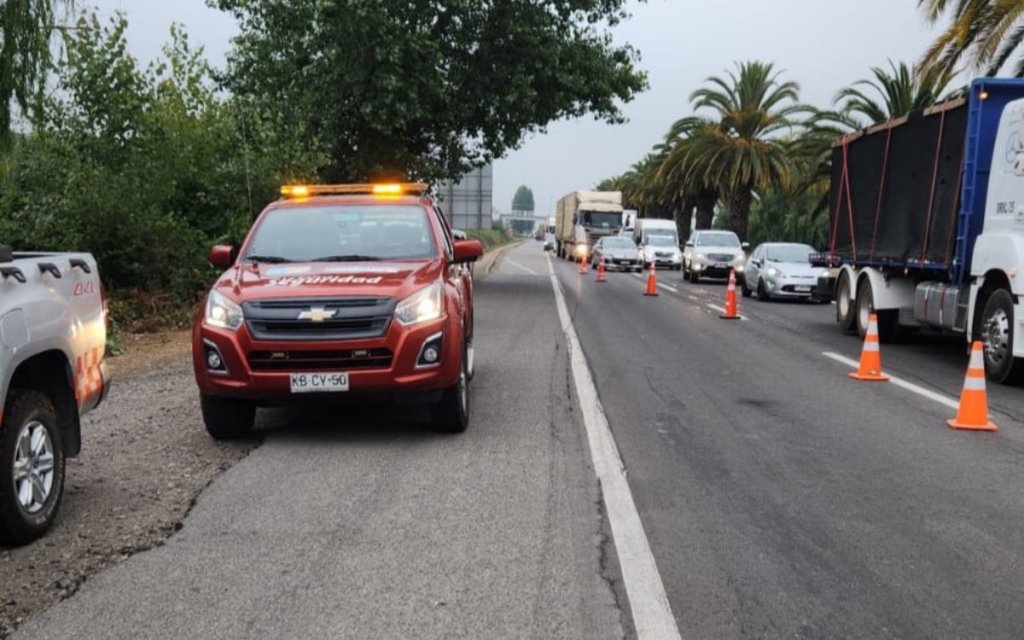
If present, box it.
[0,390,65,545]
[757,278,770,302]
[431,342,470,433]
[741,278,752,298]
[201,395,256,440]
[980,289,1024,385]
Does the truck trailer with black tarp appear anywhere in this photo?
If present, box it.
[815,78,1024,384]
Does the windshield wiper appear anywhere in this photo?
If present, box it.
[246,255,293,264]
[310,255,382,262]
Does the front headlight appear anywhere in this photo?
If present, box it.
[766,267,785,278]
[395,282,443,326]
[819,269,831,278]
[576,245,587,256]
[734,252,745,261]
[695,253,706,261]
[205,290,244,331]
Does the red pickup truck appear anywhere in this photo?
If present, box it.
[192,183,484,438]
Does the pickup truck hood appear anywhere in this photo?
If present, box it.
[217,260,441,301]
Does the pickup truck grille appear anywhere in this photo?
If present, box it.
[243,297,396,341]
[708,253,736,262]
[248,348,393,371]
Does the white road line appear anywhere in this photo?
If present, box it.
[658,283,679,293]
[504,258,541,276]
[687,295,700,302]
[548,256,683,640]
[633,272,644,279]
[822,352,961,411]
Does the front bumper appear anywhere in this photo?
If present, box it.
[193,315,461,403]
[762,276,819,298]
[692,261,744,278]
[646,254,683,268]
[605,256,641,270]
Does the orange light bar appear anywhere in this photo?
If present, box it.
[280,183,429,198]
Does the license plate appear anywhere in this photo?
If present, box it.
[290,372,349,393]
[795,286,812,293]
[714,263,728,269]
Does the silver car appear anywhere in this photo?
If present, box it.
[743,242,828,301]
[683,230,748,283]
[591,236,642,272]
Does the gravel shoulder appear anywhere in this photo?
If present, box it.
[0,331,257,638]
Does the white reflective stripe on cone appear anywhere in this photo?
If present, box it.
[862,342,880,353]
[963,376,987,391]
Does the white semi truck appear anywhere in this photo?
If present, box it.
[555,191,624,261]
[815,78,1024,384]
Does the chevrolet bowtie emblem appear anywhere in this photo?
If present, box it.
[298,307,336,322]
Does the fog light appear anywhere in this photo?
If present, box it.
[203,340,228,374]
[416,332,444,368]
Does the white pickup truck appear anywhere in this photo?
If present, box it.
[0,245,109,544]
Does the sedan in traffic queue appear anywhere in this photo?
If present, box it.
[591,236,642,272]
[640,234,683,270]
[743,242,829,302]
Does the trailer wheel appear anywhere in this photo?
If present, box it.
[855,278,899,343]
[980,289,1024,385]
[836,271,857,334]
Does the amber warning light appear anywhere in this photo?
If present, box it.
[280,183,428,198]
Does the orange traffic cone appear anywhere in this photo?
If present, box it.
[644,261,659,297]
[596,256,607,282]
[720,270,740,320]
[948,342,998,432]
[579,251,588,275]
[849,314,890,382]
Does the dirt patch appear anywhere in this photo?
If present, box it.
[0,336,257,639]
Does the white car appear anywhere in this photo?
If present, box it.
[743,242,828,301]
[683,230,748,283]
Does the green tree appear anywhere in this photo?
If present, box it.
[835,60,956,125]
[0,12,325,328]
[0,0,74,145]
[920,0,1024,76]
[512,185,535,212]
[667,61,804,241]
[214,0,648,184]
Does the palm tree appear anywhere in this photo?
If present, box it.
[835,60,956,125]
[665,61,805,242]
[919,0,1024,76]
[0,0,75,144]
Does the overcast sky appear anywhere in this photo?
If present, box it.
[94,0,943,216]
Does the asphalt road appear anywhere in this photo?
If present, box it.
[14,245,625,640]
[552,249,1024,639]
[13,242,1024,640]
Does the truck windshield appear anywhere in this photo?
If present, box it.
[696,232,741,248]
[766,244,816,263]
[580,211,623,229]
[246,205,437,262]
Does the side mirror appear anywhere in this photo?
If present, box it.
[741,242,750,250]
[209,245,235,270]
[685,241,694,248]
[453,239,484,264]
